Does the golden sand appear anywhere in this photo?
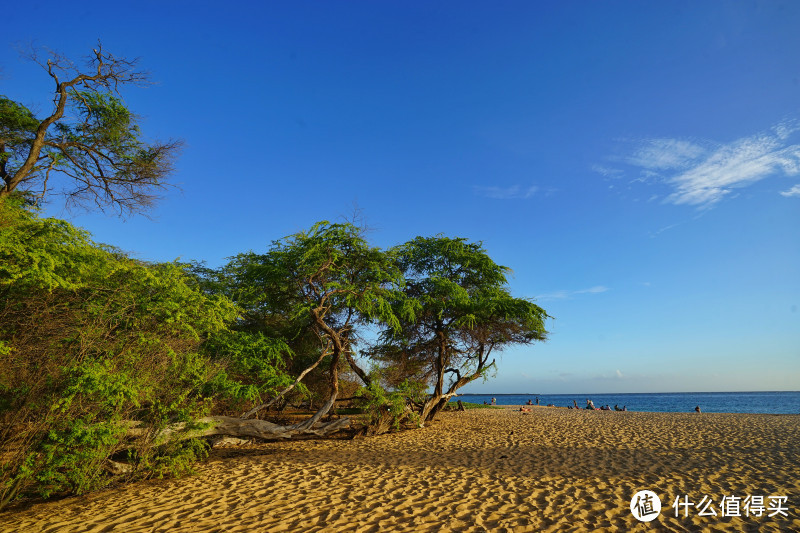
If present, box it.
[1,407,798,532]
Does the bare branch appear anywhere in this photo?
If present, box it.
[240,341,333,419]
[0,43,181,215]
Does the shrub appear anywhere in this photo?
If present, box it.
[0,200,245,508]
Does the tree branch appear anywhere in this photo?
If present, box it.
[240,342,332,419]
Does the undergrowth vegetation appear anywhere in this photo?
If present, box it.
[0,198,289,509]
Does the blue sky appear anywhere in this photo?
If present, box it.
[3,1,799,394]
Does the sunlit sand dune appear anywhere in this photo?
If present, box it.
[2,407,798,532]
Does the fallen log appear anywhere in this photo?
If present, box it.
[125,416,351,444]
[99,417,351,480]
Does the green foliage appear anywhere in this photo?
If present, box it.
[228,221,404,330]
[132,438,209,480]
[203,332,298,407]
[449,401,502,410]
[388,235,548,368]
[0,97,39,166]
[32,417,128,498]
[0,198,107,293]
[0,201,277,508]
[354,378,422,430]
[0,340,12,357]
[48,91,166,191]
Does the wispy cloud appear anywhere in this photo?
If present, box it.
[627,139,707,171]
[536,285,609,301]
[597,120,800,207]
[474,184,539,200]
[780,184,800,198]
[667,134,800,206]
[575,286,609,295]
[591,165,623,178]
[648,222,681,238]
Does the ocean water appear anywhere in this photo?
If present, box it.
[453,391,800,415]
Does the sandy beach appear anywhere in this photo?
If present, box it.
[1,407,798,532]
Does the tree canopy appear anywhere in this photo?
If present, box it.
[223,221,405,425]
[374,236,550,423]
[0,45,181,214]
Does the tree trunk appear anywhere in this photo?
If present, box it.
[425,394,456,422]
[291,343,341,430]
[418,327,448,426]
[421,348,494,423]
[364,410,395,437]
[344,350,371,387]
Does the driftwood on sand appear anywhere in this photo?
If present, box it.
[125,416,351,445]
[97,416,352,475]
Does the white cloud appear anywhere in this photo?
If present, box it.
[600,121,800,207]
[474,184,539,200]
[648,222,681,238]
[537,290,569,300]
[780,184,800,197]
[574,286,610,295]
[666,136,800,206]
[774,119,800,141]
[536,285,609,300]
[626,139,707,170]
[591,165,623,178]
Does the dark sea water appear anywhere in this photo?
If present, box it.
[453,391,800,415]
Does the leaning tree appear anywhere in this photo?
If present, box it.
[0,44,181,214]
[226,221,405,428]
[376,236,550,424]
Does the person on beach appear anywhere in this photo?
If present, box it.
[695,405,701,413]
[586,399,595,410]
[536,396,540,405]
[526,399,532,405]
[573,400,579,409]
[491,397,496,405]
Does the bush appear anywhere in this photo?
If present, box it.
[202,331,298,413]
[354,376,424,435]
[0,200,248,508]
